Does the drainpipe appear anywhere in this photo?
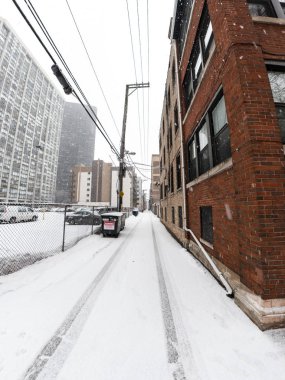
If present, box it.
[173,42,234,298]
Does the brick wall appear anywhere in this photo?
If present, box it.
[180,0,285,300]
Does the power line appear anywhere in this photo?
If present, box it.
[136,0,147,162]
[15,0,120,159]
[125,0,144,162]
[146,0,150,161]
[64,0,121,138]
[126,154,151,180]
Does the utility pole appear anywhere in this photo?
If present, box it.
[118,82,149,212]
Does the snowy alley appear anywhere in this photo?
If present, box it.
[0,212,284,380]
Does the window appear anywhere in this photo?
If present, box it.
[178,206,183,228]
[173,0,193,59]
[169,124,173,149]
[200,206,213,244]
[188,138,198,181]
[198,122,211,175]
[247,0,277,17]
[247,0,285,16]
[165,207,167,222]
[176,154,181,189]
[268,68,285,143]
[172,207,175,224]
[161,208,163,219]
[172,61,176,89]
[187,92,231,182]
[160,184,163,199]
[183,4,214,109]
[170,165,174,192]
[210,94,231,165]
[174,103,179,133]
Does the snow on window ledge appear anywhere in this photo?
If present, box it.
[252,16,285,24]
[186,158,233,189]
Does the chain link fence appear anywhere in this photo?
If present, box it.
[0,203,124,276]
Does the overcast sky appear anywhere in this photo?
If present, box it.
[2,0,174,186]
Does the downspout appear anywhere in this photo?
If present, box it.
[173,41,234,298]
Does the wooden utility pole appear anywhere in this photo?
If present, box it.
[118,82,149,211]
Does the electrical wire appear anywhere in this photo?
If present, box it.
[136,0,146,162]
[64,0,121,138]
[146,0,150,161]
[126,153,151,180]
[16,0,120,159]
[25,0,113,148]
[125,0,144,162]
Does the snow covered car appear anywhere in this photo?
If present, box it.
[65,210,102,225]
[0,206,38,223]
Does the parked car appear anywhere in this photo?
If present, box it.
[65,210,102,225]
[0,206,38,223]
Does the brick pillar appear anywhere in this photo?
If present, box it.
[223,45,285,299]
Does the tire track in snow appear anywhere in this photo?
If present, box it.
[22,217,143,380]
[151,217,203,380]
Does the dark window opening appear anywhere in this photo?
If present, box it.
[178,206,183,228]
[174,103,179,132]
[172,207,175,224]
[176,154,181,189]
[200,206,213,244]
[276,105,285,143]
[169,124,173,149]
[172,61,176,89]
[173,0,193,59]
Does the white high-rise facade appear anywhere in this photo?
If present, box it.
[0,18,64,203]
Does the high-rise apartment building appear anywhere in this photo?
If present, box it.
[55,102,96,203]
[0,18,64,203]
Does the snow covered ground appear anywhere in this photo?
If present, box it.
[0,212,284,380]
[0,212,100,274]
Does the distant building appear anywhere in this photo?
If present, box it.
[110,166,137,209]
[70,165,92,204]
[136,177,144,211]
[149,154,160,215]
[0,18,64,203]
[55,102,96,203]
[91,160,112,203]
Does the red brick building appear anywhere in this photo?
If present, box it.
[162,0,285,329]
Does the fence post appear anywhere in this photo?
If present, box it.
[62,205,67,252]
[91,206,94,235]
